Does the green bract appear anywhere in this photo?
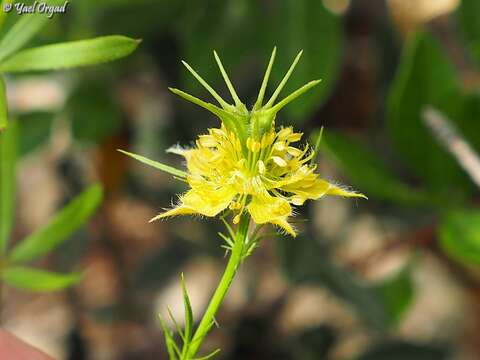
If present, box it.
[169,48,321,152]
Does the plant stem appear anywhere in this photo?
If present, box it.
[185,215,249,359]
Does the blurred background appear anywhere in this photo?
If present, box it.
[3,0,480,358]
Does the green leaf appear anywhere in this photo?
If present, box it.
[159,316,180,360]
[265,0,342,122]
[1,266,82,292]
[9,184,103,263]
[118,149,187,178]
[387,31,466,194]
[0,76,7,131]
[0,35,139,73]
[181,273,193,345]
[0,0,64,63]
[371,265,414,325]
[356,341,449,360]
[194,349,221,360]
[439,209,480,266]
[0,120,17,252]
[18,111,54,156]
[68,80,121,144]
[320,131,430,206]
[457,0,480,65]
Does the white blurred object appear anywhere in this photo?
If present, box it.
[323,0,350,15]
[388,0,460,32]
[6,76,68,113]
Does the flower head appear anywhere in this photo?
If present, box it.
[148,49,365,236]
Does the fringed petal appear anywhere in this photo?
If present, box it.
[247,192,296,237]
[281,177,366,206]
[151,183,236,221]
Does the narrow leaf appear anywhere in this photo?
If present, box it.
[2,266,81,292]
[254,47,276,110]
[220,217,236,240]
[269,79,321,113]
[159,316,180,359]
[169,88,230,121]
[0,120,16,252]
[311,126,324,165]
[118,149,187,178]
[181,273,194,344]
[265,50,303,108]
[213,50,242,107]
[0,36,140,73]
[9,184,103,263]
[167,306,185,341]
[181,60,230,109]
[0,0,64,63]
[194,349,221,360]
[218,232,234,248]
[168,87,239,137]
[0,76,7,131]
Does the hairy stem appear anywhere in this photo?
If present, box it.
[185,215,249,359]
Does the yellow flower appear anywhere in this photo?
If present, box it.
[152,123,364,236]
[123,49,365,236]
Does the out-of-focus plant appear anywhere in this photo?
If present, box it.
[321,30,480,270]
[0,123,102,292]
[0,1,137,293]
[121,49,365,359]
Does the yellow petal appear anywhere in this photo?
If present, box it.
[283,177,366,204]
[185,149,217,175]
[271,218,296,237]
[151,183,237,221]
[150,205,198,221]
[326,184,367,199]
[247,192,296,236]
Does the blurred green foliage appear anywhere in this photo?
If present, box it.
[0,0,136,292]
[356,341,449,360]
[68,80,122,144]
[458,0,480,65]
[324,28,480,271]
[0,122,103,291]
[17,111,54,155]
[440,210,480,265]
[0,122,101,291]
[1,0,479,358]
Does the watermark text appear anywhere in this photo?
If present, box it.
[3,1,69,18]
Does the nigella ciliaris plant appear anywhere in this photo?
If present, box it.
[120,48,366,359]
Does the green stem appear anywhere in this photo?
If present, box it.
[185,215,249,359]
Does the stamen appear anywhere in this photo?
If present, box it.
[258,160,266,174]
[272,156,287,167]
